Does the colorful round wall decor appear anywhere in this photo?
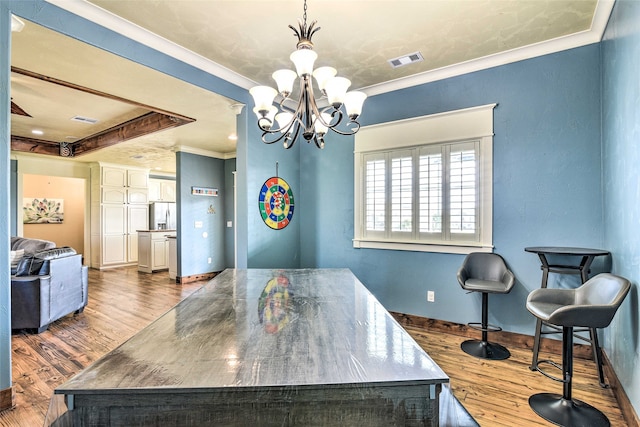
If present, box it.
[258,176,295,230]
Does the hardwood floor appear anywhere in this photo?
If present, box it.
[0,267,627,426]
[2,267,204,427]
[406,326,627,426]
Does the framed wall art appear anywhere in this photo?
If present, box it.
[23,198,64,224]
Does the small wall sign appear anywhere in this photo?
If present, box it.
[191,186,218,196]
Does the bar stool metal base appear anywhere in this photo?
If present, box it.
[529,393,610,427]
[460,339,511,360]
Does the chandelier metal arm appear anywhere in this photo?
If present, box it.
[325,119,362,136]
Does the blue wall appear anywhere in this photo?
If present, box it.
[301,45,604,337]
[10,159,16,235]
[245,118,301,269]
[602,0,640,415]
[224,158,236,267]
[0,1,12,394]
[177,152,227,276]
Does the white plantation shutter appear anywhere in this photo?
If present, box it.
[390,151,413,235]
[419,147,443,235]
[448,142,479,241]
[354,104,494,253]
[360,141,481,246]
[364,153,386,238]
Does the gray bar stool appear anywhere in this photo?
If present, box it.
[526,273,630,427]
[457,252,515,360]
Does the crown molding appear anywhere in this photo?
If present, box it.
[11,15,25,32]
[176,145,236,160]
[45,0,614,98]
[44,0,257,90]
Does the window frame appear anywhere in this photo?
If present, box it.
[353,104,496,254]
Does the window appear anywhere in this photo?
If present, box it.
[354,104,495,254]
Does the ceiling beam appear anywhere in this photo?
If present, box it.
[72,112,193,156]
[11,135,60,156]
[11,100,31,117]
[11,112,193,158]
[10,67,197,158]
[11,66,194,121]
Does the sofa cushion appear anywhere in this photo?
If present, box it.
[14,247,77,276]
[11,237,56,254]
[10,249,25,267]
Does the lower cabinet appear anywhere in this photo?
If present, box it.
[138,231,176,273]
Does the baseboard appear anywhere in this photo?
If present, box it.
[90,262,137,271]
[392,311,640,427]
[390,312,593,361]
[0,386,15,412]
[602,351,640,427]
[177,271,219,284]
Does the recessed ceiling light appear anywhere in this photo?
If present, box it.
[228,133,238,141]
[388,51,424,68]
[32,130,44,135]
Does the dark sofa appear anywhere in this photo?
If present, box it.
[11,237,88,333]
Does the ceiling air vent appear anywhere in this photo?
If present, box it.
[388,51,424,69]
[71,115,99,124]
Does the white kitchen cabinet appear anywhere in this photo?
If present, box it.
[148,178,176,202]
[128,188,149,204]
[148,180,161,202]
[90,163,149,269]
[128,169,148,188]
[152,238,169,270]
[102,234,126,265]
[101,204,126,265]
[160,181,176,202]
[138,231,175,273]
[102,167,126,187]
[102,187,127,204]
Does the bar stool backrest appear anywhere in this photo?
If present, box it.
[552,273,631,328]
[457,253,515,292]
[571,273,631,327]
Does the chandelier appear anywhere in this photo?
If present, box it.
[249,0,367,149]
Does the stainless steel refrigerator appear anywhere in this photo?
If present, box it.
[149,202,177,230]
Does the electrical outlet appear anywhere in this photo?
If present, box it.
[427,291,435,302]
[207,257,212,264]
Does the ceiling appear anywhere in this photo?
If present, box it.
[10,0,611,174]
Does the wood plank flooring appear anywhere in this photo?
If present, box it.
[0,267,627,426]
[406,326,627,426]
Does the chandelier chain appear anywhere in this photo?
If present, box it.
[303,0,308,29]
